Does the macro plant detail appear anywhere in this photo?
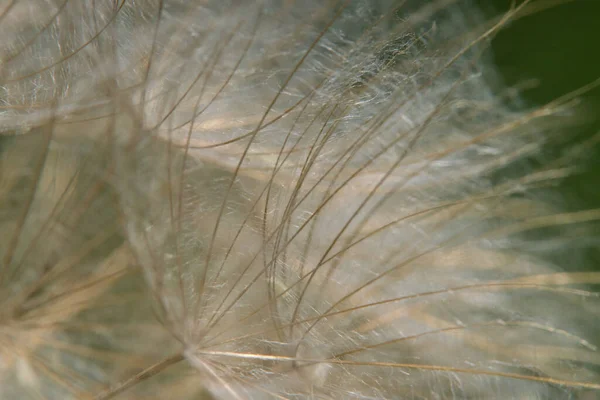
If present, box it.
[0,0,599,399]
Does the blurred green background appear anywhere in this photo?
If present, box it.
[489,0,600,270]
[491,0,599,105]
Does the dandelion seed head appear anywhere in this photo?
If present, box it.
[0,0,598,399]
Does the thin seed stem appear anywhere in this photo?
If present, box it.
[93,353,184,400]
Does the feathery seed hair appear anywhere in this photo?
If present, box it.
[0,0,599,399]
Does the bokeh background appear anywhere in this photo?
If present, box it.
[489,0,600,271]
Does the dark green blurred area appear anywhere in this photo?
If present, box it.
[488,0,600,269]
[490,0,600,105]
[490,0,599,172]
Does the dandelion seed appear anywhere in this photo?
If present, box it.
[1,0,599,399]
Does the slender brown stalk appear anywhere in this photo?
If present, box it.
[94,353,184,400]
